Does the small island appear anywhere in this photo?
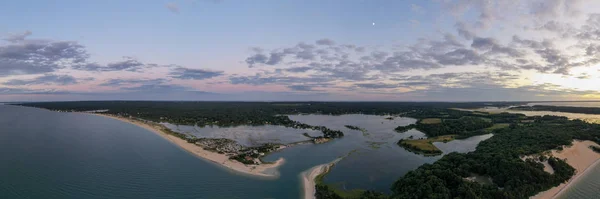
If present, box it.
[397,135,456,156]
[344,125,369,136]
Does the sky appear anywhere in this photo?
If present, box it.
[1,0,600,101]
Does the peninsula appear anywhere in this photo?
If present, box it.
[91,113,286,178]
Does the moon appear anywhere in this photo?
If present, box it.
[372,22,375,26]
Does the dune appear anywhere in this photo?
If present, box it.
[531,140,600,199]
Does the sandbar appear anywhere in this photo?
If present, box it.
[301,157,343,199]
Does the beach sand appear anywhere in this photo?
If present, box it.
[89,113,285,178]
[531,140,600,199]
[301,157,343,199]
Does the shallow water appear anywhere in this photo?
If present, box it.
[433,134,494,154]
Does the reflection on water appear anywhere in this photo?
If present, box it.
[162,123,322,146]
[475,108,600,124]
[434,134,493,154]
[528,101,600,108]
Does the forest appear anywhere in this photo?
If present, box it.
[395,112,522,139]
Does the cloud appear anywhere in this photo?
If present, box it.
[454,22,475,40]
[0,87,72,95]
[73,57,147,72]
[229,74,330,86]
[166,3,179,13]
[169,67,224,80]
[3,74,81,86]
[316,39,336,46]
[575,73,590,79]
[0,37,88,76]
[280,66,312,73]
[122,84,190,92]
[287,85,314,91]
[98,78,167,87]
[354,83,400,89]
[3,31,32,43]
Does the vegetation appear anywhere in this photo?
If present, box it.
[344,125,364,131]
[391,115,599,199]
[590,145,600,153]
[229,143,281,164]
[419,118,442,124]
[395,112,522,139]
[395,116,494,139]
[415,116,493,137]
[484,123,510,132]
[397,135,456,156]
[394,124,416,133]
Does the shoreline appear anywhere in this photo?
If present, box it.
[531,140,600,199]
[88,113,285,178]
[300,157,345,199]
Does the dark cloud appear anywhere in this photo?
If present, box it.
[169,67,224,80]
[316,39,336,46]
[3,74,80,86]
[229,74,329,86]
[3,31,32,43]
[575,73,590,79]
[354,83,400,89]
[0,38,88,76]
[281,66,312,73]
[73,57,146,72]
[98,78,167,87]
[122,84,189,92]
[245,53,269,67]
[287,85,314,91]
[0,87,72,95]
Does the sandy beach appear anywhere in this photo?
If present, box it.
[89,113,285,178]
[301,157,343,199]
[531,140,600,199]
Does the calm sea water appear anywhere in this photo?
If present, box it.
[0,105,493,198]
[0,105,336,199]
